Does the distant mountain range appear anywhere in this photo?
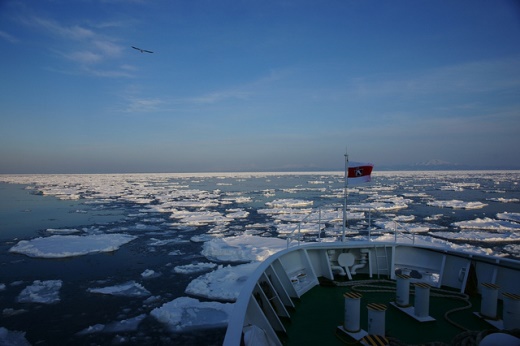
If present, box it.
[376,159,520,171]
[413,159,456,167]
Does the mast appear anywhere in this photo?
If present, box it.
[342,150,349,242]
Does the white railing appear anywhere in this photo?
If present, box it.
[286,209,320,248]
[392,220,416,244]
[286,207,417,248]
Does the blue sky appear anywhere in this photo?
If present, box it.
[1,0,519,173]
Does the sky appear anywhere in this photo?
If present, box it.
[1,0,520,173]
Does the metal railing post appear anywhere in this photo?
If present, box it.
[368,208,372,241]
[318,208,322,242]
[297,223,301,246]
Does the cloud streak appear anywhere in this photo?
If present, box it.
[0,30,18,43]
[19,14,130,76]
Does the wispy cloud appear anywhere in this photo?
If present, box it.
[347,57,520,98]
[19,14,130,77]
[125,98,165,112]
[65,50,103,64]
[188,90,251,104]
[92,40,123,57]
[0,30,18,43]
[24,16,95,41]
[182,68,294,105]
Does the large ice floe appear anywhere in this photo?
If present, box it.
[9,234,137,258]
[150,297,234,332]
[427,199,487,209]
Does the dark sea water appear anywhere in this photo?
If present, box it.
[0,171,519,345]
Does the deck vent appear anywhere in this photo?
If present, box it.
[367,303,386,336]
[480,283,500,320]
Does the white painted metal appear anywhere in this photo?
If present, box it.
[223,242,520,346]
[502,293,520,330]
[344,293,362,332]
[480,283,499,319]
[396,274,410,307]
[414,284,431,318]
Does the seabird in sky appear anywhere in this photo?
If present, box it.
[132,46,153,53]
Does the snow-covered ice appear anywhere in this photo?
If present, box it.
[76,314,147,335]
[17,280,62,304]
[452,217,520,231]
[185,262,260,302]
[173,262,217,274]
[0,171,519,344]
[9,234,137,258]
[151,297,233,332]
[201,235,287,263]
[0,327,31,346]
[434,231,520,242]
[427,199,487,209]
[87,281,151,297]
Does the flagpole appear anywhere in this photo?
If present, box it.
[342,150,349,242]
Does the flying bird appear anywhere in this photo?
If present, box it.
[132,46,153,53]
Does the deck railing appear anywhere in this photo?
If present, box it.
[286,207,417,248]
[286,208,321,248]
[392,220,416,244]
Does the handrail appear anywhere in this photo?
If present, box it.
[285,206,420,248]
[392,220,416,244]
[286,210,314,248]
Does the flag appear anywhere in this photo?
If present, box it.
[347,162,373,184]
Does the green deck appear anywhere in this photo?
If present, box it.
[281,277,501,345]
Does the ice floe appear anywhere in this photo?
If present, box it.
[276,222,324,234]
[427,200,487,209]
[452,217,520,231]
[185,262,260,302]
[201,235,287,263]
[9,234,137,258]
[433,231,520,242]
[17,280,62,304]
[374,220,431,233]
[173,262,217,274]
[0,171,519,343]
[46,228,82,234]
[487,197,520,203]
[0,327,31,346]
[265,199,313,208]
[141,269,161,279]
[150,297,233,332]
[497,212,520,223]
[76,314,147,335]
[87,281,151,297]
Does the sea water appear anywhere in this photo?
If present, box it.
[0,171,519,345]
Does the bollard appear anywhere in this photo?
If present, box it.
[480,283,500,319]
[502,292,520,330]
[414,283,431,318]
[396,274,411,307]
[367,303,386,336]
[343,292,362,332]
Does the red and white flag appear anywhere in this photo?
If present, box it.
[347,162,374,184]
